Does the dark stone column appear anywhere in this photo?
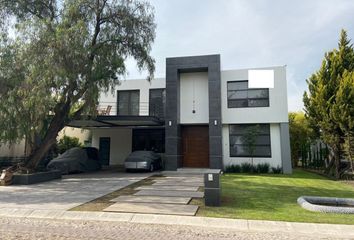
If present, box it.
[165,55,223,170]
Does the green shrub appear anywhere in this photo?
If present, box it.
[256,163,270,173]
[271,166,282,174]
[57,135,83,154]
[225,164,241,173]
[241,163,253,173]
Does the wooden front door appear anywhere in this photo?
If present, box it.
[99,137,110,166]
[182,126,209,168]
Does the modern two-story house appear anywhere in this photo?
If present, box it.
[69,54,292,173]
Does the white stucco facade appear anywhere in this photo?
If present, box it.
[91,128,132,165]
[180,72,209,124]
[221,66,288,124]
[89,65,289,170]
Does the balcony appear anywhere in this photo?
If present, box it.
[96,101,165,120]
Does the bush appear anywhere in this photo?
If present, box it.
[256,163,270,173]
[271,166,282,174]
[241,163,253,173]
[57,135,83,154]
[225,164,241,173]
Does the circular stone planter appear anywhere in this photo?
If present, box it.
[297,196,354,214]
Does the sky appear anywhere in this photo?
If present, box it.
[124,0,354,112]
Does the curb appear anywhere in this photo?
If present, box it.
[0,208,353,238]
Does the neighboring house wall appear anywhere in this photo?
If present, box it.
[0,127,91,160]
[58,127,91,145]
[91,128,132,165]
[0,140,27,158]
[180,72,209,124]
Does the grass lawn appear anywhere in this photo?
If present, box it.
[193,169,354,224]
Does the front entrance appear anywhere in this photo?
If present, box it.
[182,125,209,168]
[99,137,110,166]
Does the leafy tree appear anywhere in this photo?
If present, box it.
[288,111,312,167]
[303,30,354,178]
[0,0,156,171]
[57,135,83,154]
[242,125,260,169]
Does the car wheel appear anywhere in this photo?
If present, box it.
[150,164,154,172]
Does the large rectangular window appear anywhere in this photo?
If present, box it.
[149,89,165,118]
[117,90,140,115]
[227,81,269,108]
[132,129,165,153]
[229,124,271,157]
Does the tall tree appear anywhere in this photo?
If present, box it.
[332,71,354,172]
[0,0,156,171]
[303,30,354,178]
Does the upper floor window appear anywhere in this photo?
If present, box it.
[149,89,165,118]
[117,90,140,115]
[227,81,269,108]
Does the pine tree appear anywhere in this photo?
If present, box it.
[303,29,354,178]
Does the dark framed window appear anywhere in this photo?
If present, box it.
[117,90,140,115]
[227,81,269,108]
[149,89,165,118]
[229,124,271,157]
[132,129,165,153]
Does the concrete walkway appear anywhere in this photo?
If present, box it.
[103,173,204,216]
[0,208,353,238]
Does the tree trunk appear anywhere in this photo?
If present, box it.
[24,101,71,171]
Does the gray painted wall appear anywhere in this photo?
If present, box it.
[280,123,292,174]
[165,55,223,170]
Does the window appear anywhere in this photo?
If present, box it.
[149,89,165,118]
[227,81,269,108]
[132,129,165,153]
[229,124,271,157]
[117,90,139,115]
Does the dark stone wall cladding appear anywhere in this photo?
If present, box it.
[165,55,223,170]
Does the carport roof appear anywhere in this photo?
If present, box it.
[67,115,164,128]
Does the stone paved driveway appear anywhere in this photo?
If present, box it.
[0,217,341,240]
[0,170,152,210]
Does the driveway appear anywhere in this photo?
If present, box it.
[0,170,152,211]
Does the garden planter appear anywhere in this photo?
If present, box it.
[12,170,62,185]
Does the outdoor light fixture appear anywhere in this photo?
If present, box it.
[168,121,172,126]
[214,120,218,126]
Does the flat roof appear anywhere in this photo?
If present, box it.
[67,115,164,128]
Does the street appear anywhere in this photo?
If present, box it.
[0,217,344,240]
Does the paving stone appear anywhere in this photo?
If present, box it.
[134,190,204,198]
[110,195,192,204]
[103,202,199,216]
[152,181,203,187]
[135,185,199,191]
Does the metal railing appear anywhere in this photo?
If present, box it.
[97,101,165,119]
